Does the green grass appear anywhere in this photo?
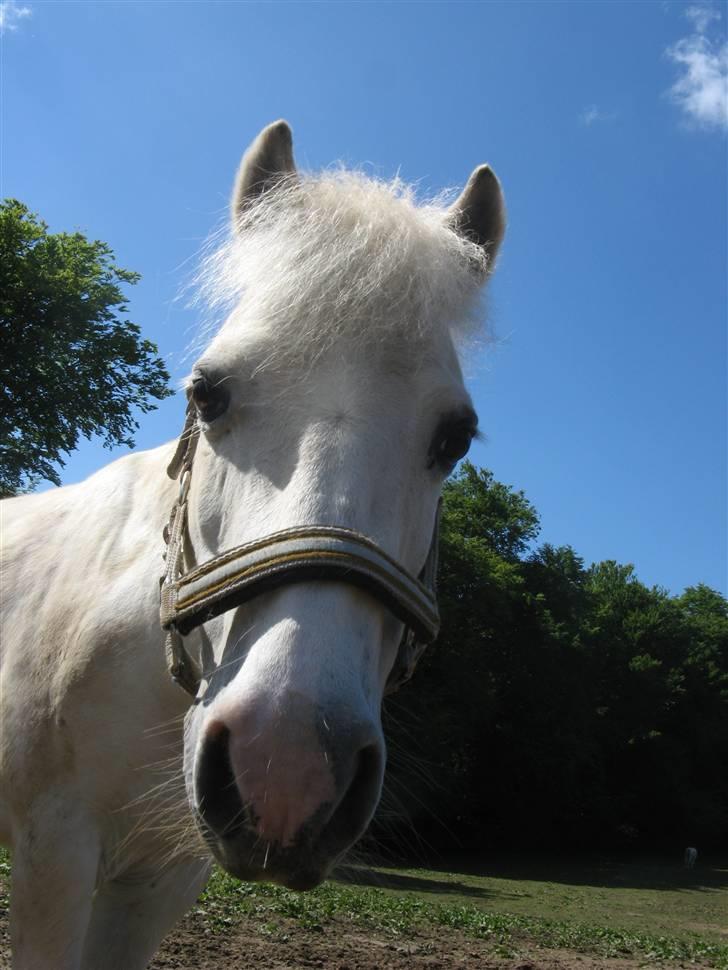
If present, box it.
[2,848,727,967]
[338,855,728,946]
[196,863,728,968]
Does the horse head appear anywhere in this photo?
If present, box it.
[176,121,505,889]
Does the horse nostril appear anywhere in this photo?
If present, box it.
[325,742,384,847]
[195,721,247,840]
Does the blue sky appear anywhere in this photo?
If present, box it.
[2,1,726,595]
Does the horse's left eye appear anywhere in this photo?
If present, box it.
[429,414,477,471]
[190,373,230,423]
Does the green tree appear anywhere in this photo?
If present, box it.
[381,463,544,844]
[0,200,172,494]
[442,462,540,561]
[380,464,728,854]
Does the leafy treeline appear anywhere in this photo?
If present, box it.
[381,463,728,852]
[0,200,171,494]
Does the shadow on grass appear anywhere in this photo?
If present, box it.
[333,864,520,901]
[412,851,728,894]
[336,850,728,897]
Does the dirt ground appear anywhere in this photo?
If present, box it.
[0,902,701,969]
[148,908,676,970]
[0,877,701,969]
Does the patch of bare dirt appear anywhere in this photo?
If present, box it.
[149,909,671,970]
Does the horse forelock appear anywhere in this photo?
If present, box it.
[189,169,492,370]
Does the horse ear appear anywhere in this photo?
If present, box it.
[448,164,506,271]
[231,120,297,227]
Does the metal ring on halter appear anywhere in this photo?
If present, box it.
[160,412,441,698]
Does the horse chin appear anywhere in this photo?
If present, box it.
[220,852,330,892]
[197,816,336,890]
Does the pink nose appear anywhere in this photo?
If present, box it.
[228,712,336,846]
[195,694,384,851]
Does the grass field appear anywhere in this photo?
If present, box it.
[196,853,728,966]
[336,852,728,945]
[1,849,727,967]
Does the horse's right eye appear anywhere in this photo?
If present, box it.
[190,373,230,423]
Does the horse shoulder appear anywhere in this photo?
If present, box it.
[0,444,183,820]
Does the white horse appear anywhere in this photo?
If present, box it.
[0,120,505,969]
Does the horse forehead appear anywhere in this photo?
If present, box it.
[303,365,411,418]
[286,341,466,416]
[209,310,465,397]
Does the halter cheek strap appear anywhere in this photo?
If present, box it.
[160,410,441,697]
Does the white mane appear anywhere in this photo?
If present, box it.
[192,170,491,367]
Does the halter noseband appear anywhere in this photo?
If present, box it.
[159,406,441,697]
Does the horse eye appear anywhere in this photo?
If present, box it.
[190,373,230,423]
[430,417,477,472]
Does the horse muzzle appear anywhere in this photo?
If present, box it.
[190,692,385,888]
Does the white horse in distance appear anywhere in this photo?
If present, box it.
[0,121,506,969]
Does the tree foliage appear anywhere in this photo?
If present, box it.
[381,462,728,853]
[0,200,172,493]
